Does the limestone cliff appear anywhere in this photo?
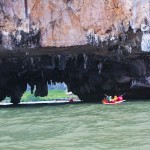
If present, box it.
[0,0,150,53]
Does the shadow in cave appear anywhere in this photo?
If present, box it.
[0,53,150,105]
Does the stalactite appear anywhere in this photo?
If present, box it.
[132,0,137,32]
[0,53,150,104]
[59,55,66,70]
[24,0,28,18]
[97,62,103,74]
[0,33,2,44]
[83,54,88,69]
[86,29,100,47]
[2,30,12,50]
[141,18,150,52]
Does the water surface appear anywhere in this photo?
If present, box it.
[0,101,150,150]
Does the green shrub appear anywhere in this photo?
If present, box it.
[21,90,71,102]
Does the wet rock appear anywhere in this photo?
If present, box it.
[0,54,149,104]
[128,59,146,76]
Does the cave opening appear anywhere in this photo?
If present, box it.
[0,52,150,105]
[1,82,79,104]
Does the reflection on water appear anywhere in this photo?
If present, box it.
[0,101,150,150]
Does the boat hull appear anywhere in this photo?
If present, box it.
[102,100,126,105]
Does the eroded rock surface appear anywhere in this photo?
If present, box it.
[1,0,150,103]
[0,54,150,104]
[0,0,150,51]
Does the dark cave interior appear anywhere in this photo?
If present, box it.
[0,52,150,104]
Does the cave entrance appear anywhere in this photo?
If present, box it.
[20,83,79,103]
[1,53,149,105]
[0,54,109,105]
[1,82,79,105]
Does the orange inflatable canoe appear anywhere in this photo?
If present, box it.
[102,99,126,105]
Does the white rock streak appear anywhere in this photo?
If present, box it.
[141,23,150,52]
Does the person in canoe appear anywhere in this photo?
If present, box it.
[107,96,112,102]
[105,95,123,102]
[117,95,123,101]
[102,94,125,104]
[105,95,114,103]
[113,95,118,101]
[113,95,124,102]
[102,95,114,104]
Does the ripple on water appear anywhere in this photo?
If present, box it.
[0,101,150,150]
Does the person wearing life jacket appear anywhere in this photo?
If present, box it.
[113,95,118,101]
[117,95,123,101]
[102,97,106,103]
[108,96,112,102]
[105,96,108,102]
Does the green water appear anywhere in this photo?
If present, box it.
[0,102,150,150]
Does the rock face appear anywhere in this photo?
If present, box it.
[0,54,150,104]
[1,0,150,104]
[1,0,150,51]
